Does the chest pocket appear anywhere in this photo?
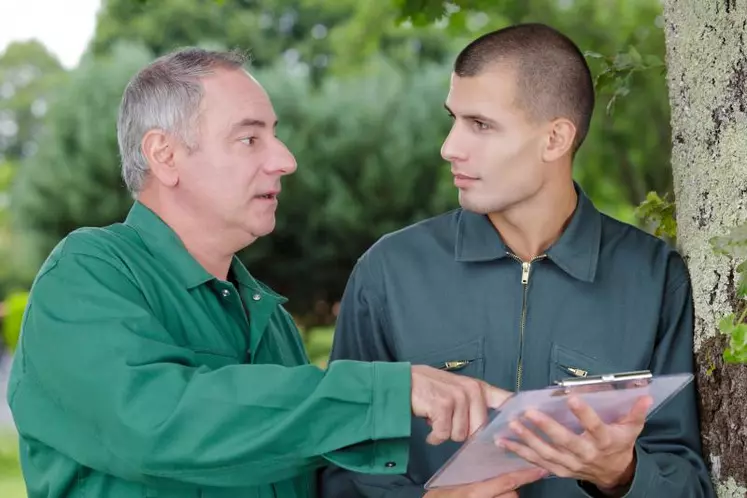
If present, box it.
[549,342,621,385]
[405,337,485,379]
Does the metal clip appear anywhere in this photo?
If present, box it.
[441,360,471,371]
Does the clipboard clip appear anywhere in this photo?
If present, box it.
[551,370,652,396]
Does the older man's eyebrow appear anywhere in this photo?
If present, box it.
[229,117,278,133]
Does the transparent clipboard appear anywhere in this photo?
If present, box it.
[424,370,693,489]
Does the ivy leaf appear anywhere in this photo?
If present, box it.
[634,191,677,240]
[719,314,747,364]
[736,261,747,299]
[710,222,747,260]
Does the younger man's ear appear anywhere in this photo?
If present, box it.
[542,118,576,162]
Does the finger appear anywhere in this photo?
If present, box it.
[450,387,469,442]
[567,396,609,445]
[479,467,549,496]
[619,395,652,427]
[466,379,488,437]
[506,418,572,464]
[497,438,568,478]
[427,399,454,445]
[481,382,512,409]
[522,410,593,459]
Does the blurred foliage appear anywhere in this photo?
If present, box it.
[1,291,28,352]
[303,326,335,367]
[9,44,146,279]
[3,0,676,323]
[93,0,454,83]
[0,431,26,498]
[0,41,66,163]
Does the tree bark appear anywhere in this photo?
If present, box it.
[662,1,747,496]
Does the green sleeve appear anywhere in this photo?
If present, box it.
[320,255,426,497]
[578,256,715,498]
[9,250,411,488]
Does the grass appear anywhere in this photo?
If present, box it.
[0,430,25,498]
[304,326,335,367]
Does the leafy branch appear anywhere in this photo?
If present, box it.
[711,224,747,364]
[585,46,666,115]
[634,191,677,241]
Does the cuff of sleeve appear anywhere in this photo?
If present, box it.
[369,361,412,474]
[577,444,655,498]
[371,361,412,441]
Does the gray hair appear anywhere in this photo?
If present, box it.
[117,47,249,194]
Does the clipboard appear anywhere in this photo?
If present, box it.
[424,370,693,489]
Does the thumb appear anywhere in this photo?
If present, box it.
[481,382,512,409]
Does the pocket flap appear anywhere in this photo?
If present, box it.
[405,338,485,376]
[549,343,618,384]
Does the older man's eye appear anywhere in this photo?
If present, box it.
[240,137,257,146]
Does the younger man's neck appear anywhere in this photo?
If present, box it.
[488,181,577,262]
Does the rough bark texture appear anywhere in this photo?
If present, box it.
[662,1,747,496]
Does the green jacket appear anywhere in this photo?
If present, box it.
[321,185,715,497]
[7,202,412,498]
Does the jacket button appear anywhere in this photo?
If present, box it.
[252,293,261,301]
[221,289,230,297]
[385,461,396,468]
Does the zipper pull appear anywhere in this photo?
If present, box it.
[441,360,471,371]
[561,364,588,377]
[521,262,530,284]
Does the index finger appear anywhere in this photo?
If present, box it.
[567,395,608,442]
[480,381,512,409]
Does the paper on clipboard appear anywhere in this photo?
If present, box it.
[424,371,693,490]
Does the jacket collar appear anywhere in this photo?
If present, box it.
[454,183,601,282]
[124,201,286,299]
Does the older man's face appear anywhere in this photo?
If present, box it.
[174,67,297,242]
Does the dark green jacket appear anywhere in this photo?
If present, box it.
[321,187,715,497]
[7,202,412,498]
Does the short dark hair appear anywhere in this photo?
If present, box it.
[454,23,595,153]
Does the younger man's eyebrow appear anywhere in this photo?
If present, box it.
[444,103,497,125]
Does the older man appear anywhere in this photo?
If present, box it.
[6,48,542,498]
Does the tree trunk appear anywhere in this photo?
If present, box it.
[662,1,747,496]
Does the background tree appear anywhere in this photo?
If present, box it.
[0,40,65,164]
[92,0,454,83]
[661,1,747,496]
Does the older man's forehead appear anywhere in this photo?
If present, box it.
[200,69,278,127]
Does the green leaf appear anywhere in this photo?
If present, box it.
[634,191,677,240]
[719,314,747,364]
[719,313,737,335]
[627,45,642,65]
[736,261,747,299]
[710,222,747,260]
[584,51,606,60]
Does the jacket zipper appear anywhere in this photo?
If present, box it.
[508,253,546,392]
